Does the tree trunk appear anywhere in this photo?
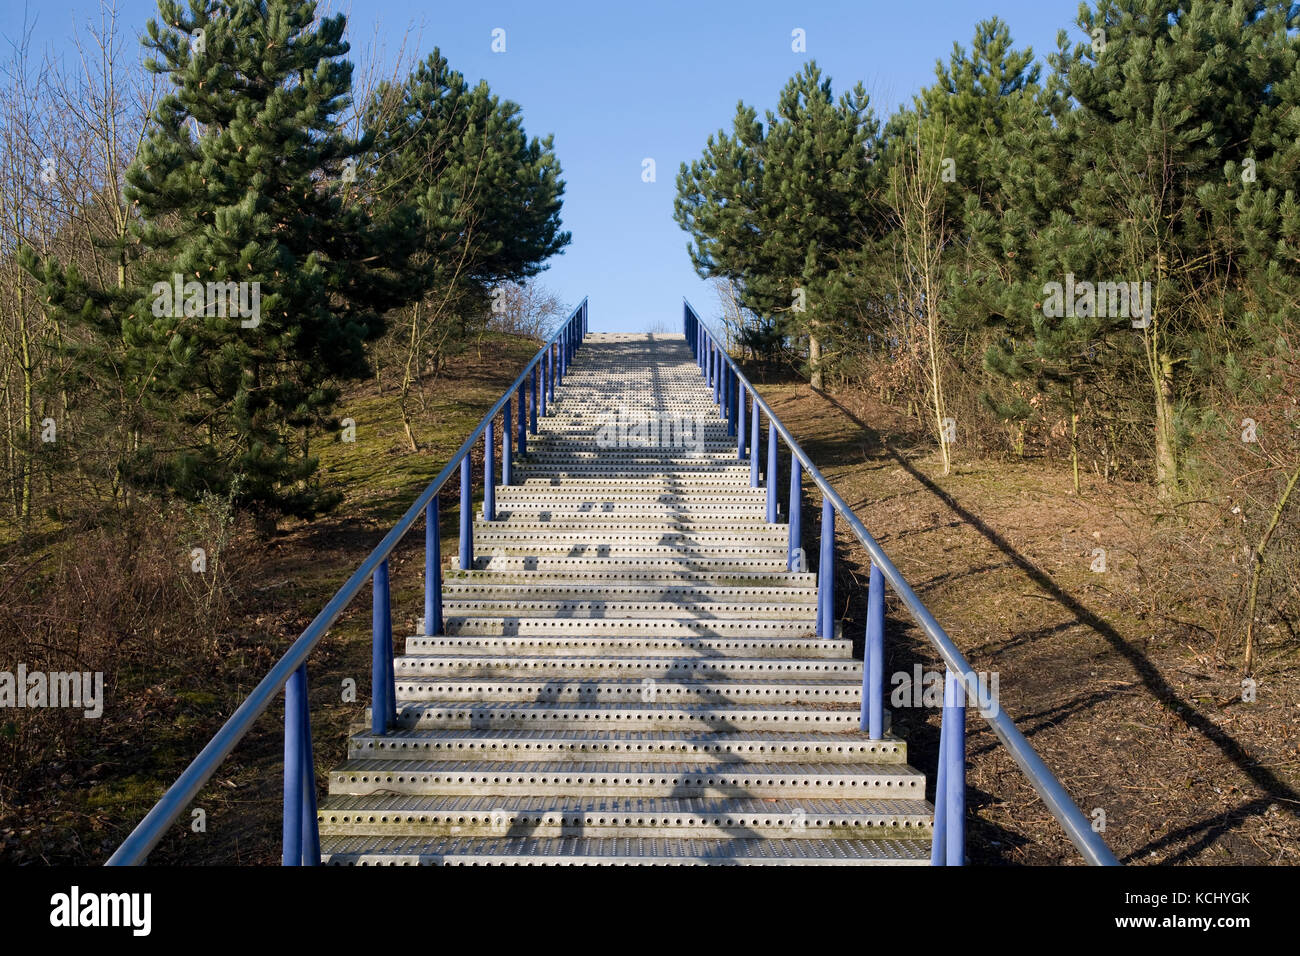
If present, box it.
[808,332,823,390]
[1152,351,1178,498]
[1069,379,1081,495]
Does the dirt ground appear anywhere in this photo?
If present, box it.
[760,379,1300,865]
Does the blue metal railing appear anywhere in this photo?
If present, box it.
[107,298,589,866]
[684,301,1119,867]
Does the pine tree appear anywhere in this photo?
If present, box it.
[360,49,569,448]
[675,62,878,388]
[1050,0,1297,498]
[116,0,389,531]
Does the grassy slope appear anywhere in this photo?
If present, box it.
[758,377,1300,865]
[4,333,538,865]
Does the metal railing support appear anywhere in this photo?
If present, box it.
[484,421,496,522]
[502,400,512,486]
[540,350,548,418]
[737,379,748,461]
[425,498,442,637]
[863,562,884,739]
[371,560,392,735]
[749,395,760,486]
[933,669,967,866]
[726,366,737,437]
[766,421,778,523]
[547,345,556,405]
[817,498,834,638]
[530,367,539,434]
[787,453,802,571]
[281,663,319,866]
[459,456,472,569]
[516,382,527,456]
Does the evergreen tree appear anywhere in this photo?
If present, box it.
[117,0,389,530]
[1050,0,1298,497]
[365,49,570,321]
[675,62,878,388]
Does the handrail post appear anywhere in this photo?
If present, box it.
[300,664,321,865]
[726,366,737,437]
[540,352,548,418]
[766,420,778,522]
[862,562,885,738]
[737,377,747,461]
[932,711,947,865]
[943,669,967,865]
[548,345,556,404]
[459,455,473,570]
[530,367,539,434]
[282,663,319,865]
[371,559,392,735]
[425,498,442,637]
[817,498,834,637]
[516,382,527,456]
[502,400,512,486]
[787,453,802,570]
[713,346,721,407]
[484,420,496,521]
[749,395,760,485]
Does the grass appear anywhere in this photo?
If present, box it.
[0,332,541,865]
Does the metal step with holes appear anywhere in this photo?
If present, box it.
[321,332,930,865]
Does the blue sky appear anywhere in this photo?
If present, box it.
[4,0,1089,332]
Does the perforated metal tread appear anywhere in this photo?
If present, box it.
[317,794,932,838]
[377,701,876,733]
[319,835,931,865]
[345,729,908,762]
[393,656,859,678]
[322,332,931,865]
[389,678,861,705]
[402,635,853,657]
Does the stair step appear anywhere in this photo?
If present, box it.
[443,569,816,587]
[393,656,856,679]
[403,635,853,658]
[328,758,925,799]
[390,677,859,705]
[453,555,795,573]
[475,517,774,531]
[441,582,818,602]
[494,490,769,503]
[319,835,930,865]
[440,599,817,620]
[317,795,932,839]
[438,616,822,638]
[377,701,872,733]
[345,729,906,763]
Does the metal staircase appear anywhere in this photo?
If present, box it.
[316,333,933,864]
[109,303,1116,868]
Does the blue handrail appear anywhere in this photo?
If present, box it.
[684,300,1119,867]
[107,298,588,866]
